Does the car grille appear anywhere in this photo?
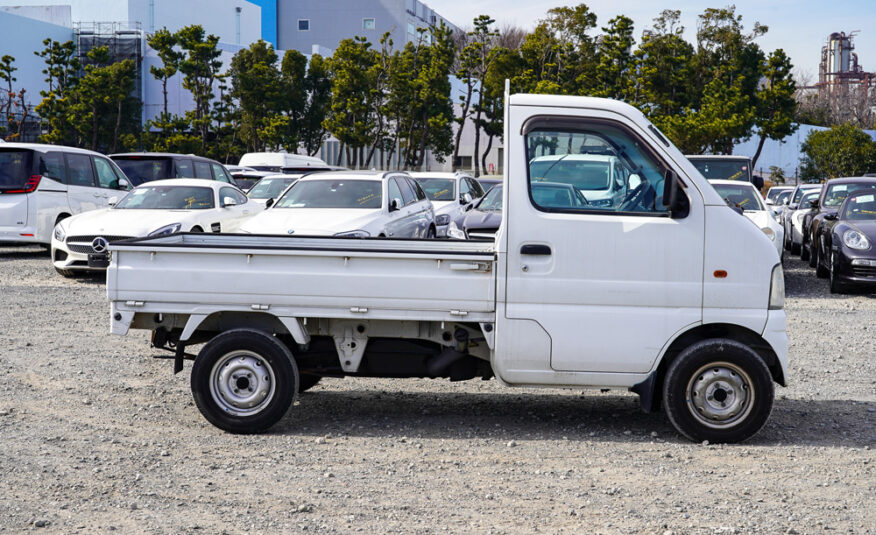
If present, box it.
[65,235,134,253]
[851,266,876,278]
[467,228,498,240]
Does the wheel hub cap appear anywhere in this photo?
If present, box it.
[687,362,754,429]
[209,351,276,416]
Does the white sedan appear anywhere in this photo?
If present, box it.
[51,179,260,276]
[240,171,435,238]
[710,179,784,259]
[409,172,484,237]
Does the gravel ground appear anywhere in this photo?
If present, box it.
[0,246,873,534]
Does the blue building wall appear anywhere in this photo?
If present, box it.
[247,0,277,46]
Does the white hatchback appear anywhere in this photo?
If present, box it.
[1,143,131,245]
[409,172,484,237]
[710,179,784,259]
[51,179,260,275]
[240,171,435,238]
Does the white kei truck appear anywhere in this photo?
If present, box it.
[107,93,788,443]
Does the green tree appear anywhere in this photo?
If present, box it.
[146,28,182,119]
[229,39,285,152]
[177,25,223,152]
[279,48,309,150]
[300,53,331,156]
[34,39,80,145]
[800,123,876,179]
[751,49,797,167]
[0,55,17,139]
[629,10,695,116]
[593,15,635,100]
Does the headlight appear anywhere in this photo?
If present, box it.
[53,222,66,242]
[148,223,182,237]
[843,229,871,250]
[761,227,776,241]
[769,264,784,310]
[334,230,370,238]
[792,211,805,225]
[447,221,466,240]
[435,214,450,226]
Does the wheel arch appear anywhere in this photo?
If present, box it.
[179,311,309,346]
[632,322,784,413]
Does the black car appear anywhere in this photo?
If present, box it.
[476,176,502,191]
[230,170,272,192]
[805,177,876,274]
[110,153,236,186]
[819,191,876,293]
[454,184,502,239]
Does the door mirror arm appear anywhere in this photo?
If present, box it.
[663,170,690,219]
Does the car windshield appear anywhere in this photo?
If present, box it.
[248,177,298,199]
[842,193,876,220]
[767,188,791,202]
[529,159,612,190]
[0,149,33,189]
[477,185,503,212]
[712,183,764,211]
[112,157,173,186]
[115,185,215,210]
[690,159,751,181]
[275,179,382,209]
[414,178,455,201]
[823,183,876,207]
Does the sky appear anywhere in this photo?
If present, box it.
[426,0,876,83]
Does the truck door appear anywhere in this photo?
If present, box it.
[501,110,704,375]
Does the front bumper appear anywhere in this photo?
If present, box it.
[51,236,110,272]
[761,309,789,386]
[832,249,876,286]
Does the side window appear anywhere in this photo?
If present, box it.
[37,152,67,183]
[175,159,194,178]
[525,122,670,214]
[458,177,470,199]
[388,178,403,207]
[193,160,212,179]
[219,186,241,206]
[397,177,416,205]
[232,188,248,204]
[409,178,426,201]
[65,153,96,187]
[93,157,120,189]
[211,163,233,183]
[466,177,484,198]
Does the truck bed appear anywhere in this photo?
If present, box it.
[107,234,497,323]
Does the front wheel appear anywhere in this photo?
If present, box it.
[829,253,848,294]
[191,329,298,434]
[662,339,774,443]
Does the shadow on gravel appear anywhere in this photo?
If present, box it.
[0,246,49,260]
[274,387,875,448]
[783,257,876,299]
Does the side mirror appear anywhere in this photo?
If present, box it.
[809,199,819,208]
[265,198,275,208]
[783,198,790,205]
[662,170,689,219]
[824,213,837,221]
[118,178,130,190]
[107,196,119,207]
[222,196,237,208]
[628,173,642,190]
[389,198,402,212]
[460,193,473,205]
[765,198,774,206]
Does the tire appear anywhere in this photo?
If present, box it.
[800,240,809,261]
[815,246,829,278]
[829,253,848,294]
[298,374,322,392]
[190,329,298,434]
[426,226,436,239]
[54,267,76,278]
[790,241,800,255]
[808,238,819,268]
[662,339,774,443]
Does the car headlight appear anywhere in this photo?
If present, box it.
[148,223,182,237]
[447,221,466,240]
[769,264,784,310]
[334,230,370,238]
[792,211,805,225]
[843,229,871,250]
[761,227,776,241]
[53,222,66,242]
[435,214,450,226]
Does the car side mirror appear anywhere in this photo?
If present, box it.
[389,198,402,212]
[265,198,275,208]
[628,173,642,190]
[222,196,237,208]
[118,178,130,190]
[662,170,689,219]
[783,198,790,205]
[809,199,819,208]
[107,196,119,207]
[824,213,837,221]
[460,193,473,205]
[765,199,774,206]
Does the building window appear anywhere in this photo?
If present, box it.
[363,18,375,30]
[298,19,310,31]
[407,22,416,36]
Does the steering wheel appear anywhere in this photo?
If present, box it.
[618,180,648,212]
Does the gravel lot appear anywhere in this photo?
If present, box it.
[0,246,873,534]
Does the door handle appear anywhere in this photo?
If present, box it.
[520,244,552,255]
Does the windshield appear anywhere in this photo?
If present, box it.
[842,193,876,220]
[530,159,612,191]
[712,183,765,211]
[248,165,283,173]
[823,183,876,207]
[112,158,173,186]
[413,178,455,201]
[767,188,790,202]
[690,159,751,182]
[275,179,382,209]
[477,185,503,212]
[115,185,215,210]
[248,177,298,199]
[0,149,33,189]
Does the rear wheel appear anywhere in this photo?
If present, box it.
[426,226,436,239]
[815,243,829,278]
[663,339,774,443]
[191,329,298,434]
[799,238,809,260]
[808,238,819,268]
[790,241,800,255]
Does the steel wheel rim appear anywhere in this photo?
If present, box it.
[209,350,276,417]
[686,361,754,429]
